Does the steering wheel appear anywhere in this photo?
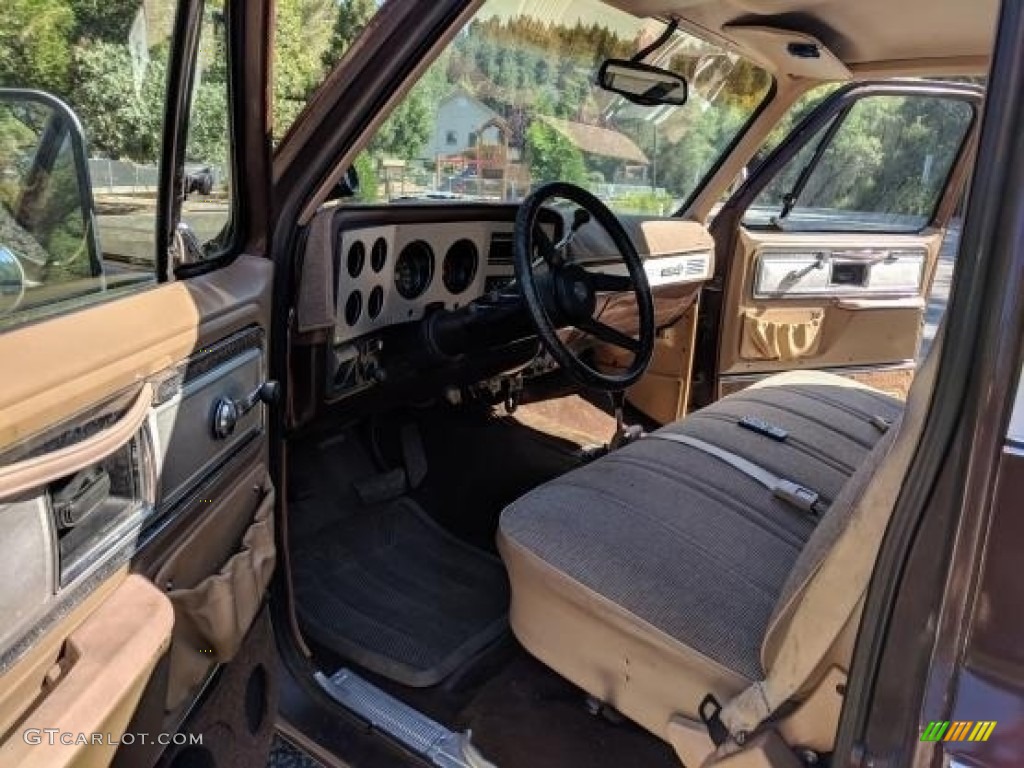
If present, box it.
[514,182,655,391]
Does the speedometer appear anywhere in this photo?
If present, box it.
[394,240,434,299]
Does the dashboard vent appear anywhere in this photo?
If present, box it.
[487,232,514,266]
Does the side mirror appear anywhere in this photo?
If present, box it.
[597,59,688,107]
[0,89,101,292]
[332,165,360,200]
[0,246,25,316]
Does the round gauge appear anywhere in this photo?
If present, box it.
[368,285,384,319]
[371,237,388,273]
[394,240,434,299]
[442,239,479,295]
[344,290,362,326]
[347,240,365,278]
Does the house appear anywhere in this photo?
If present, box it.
[426,87,506,160]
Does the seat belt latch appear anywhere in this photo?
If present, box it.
[772,480,821,515]
[698,693,730,747]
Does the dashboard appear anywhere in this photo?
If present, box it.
[333,220,526,346]
[297,203,716,405]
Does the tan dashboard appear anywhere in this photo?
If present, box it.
[294,203,715,404]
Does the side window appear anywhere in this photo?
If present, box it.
[744,95,974,232]
[0,1,231,329]
[179,2,232,257]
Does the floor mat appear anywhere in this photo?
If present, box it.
[455,653,679,768]
[292,497,510,688]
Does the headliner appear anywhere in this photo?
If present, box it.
[608,0,999,75]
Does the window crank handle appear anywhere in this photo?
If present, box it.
[212,380,279,439]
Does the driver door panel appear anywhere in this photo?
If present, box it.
[0,255,276,764]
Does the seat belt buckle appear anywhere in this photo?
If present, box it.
[773,480,821,515]
[698,693,730,747]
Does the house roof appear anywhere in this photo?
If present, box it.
[538,116,649,165]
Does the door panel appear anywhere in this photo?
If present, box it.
[0,576,173,768]
[719,229,943,388]
[709,82,981,402]
[0,255,275,763]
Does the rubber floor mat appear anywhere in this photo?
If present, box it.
[292,497,510,687]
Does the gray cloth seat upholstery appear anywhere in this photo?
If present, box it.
[497,371,904,740]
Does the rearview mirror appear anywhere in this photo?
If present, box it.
[597,59,688,107]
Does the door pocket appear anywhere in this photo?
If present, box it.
[158,482,275,711]
[740,308,825,361]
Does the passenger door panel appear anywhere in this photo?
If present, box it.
[720,229,942,383]
[708,82,981,402]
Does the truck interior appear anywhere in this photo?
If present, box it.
[272,0,997,767]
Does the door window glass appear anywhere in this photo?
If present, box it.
[0,1,230,329]
[180,1,233,259]
[744,95,974,232]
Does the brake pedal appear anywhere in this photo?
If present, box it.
[353,468,408,506]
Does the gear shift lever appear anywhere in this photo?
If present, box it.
[609,390,643,449]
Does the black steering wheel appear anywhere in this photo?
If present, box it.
[514,182,655,391]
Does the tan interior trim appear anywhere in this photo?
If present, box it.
[849,56,991,78]
[0,383,153,500]
[723,25,851,80]
[0,255,273,453]
[0,568,128,740]
[0,575,173,768]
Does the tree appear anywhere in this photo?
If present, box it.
[67,0,141,43]
[370,91,431,161]
[273,0,337,140]
[67,41,167,161]
[0,0,75,92]
[323,0,377,67]
[525,121,585,186]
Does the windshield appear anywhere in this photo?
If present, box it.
[346,0,772,215]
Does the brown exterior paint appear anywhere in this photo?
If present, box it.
[942,450,1024,768]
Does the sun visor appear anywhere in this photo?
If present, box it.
[723,25,851,80]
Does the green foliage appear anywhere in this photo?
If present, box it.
[67,0,141,42]
[352,151,378,202]
[323,0,378,67]
[273,0,337,140]
[610,190,672,215]
[525,122,586,186]
[0,0,75,92]
[67,41,167,161]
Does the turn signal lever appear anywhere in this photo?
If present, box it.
[212,380,279,439]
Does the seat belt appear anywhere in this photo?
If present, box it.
[646,432,828,517]
[716,418,904,743]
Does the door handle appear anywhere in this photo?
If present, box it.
[212,380,279,440]
[0,383,153,500]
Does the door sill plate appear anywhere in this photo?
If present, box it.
[315,669,494,768]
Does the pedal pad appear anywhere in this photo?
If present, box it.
[400,424,429,489]
[353,468,408,506]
